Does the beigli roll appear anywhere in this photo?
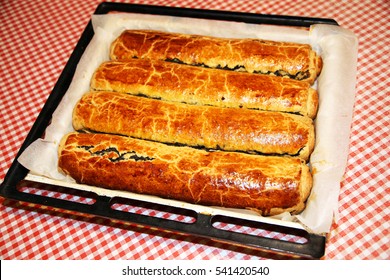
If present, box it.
[73,91,315,160]
[58,132,312,215]
[91,59,318,118]
[110,29,322,84]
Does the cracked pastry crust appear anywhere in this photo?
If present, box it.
[58,132,312,216]
[91,59,318,118]
[73,91,315,160]
[110,29,322,84]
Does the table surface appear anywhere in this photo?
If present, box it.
[0,0,389,260]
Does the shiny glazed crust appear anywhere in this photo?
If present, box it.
[58,132,312,215]
[110,29,323,84]
[91,59,318,118]
[73,91,315,160]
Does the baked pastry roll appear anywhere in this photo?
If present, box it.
[91,59,318,118]
[58,132,312,215]
[110,29,322,84]
[73,91,315,160]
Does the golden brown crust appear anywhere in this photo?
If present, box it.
[73,91,315,160]
[91,59,318,118]
[110,29,322,84]
[58,132,312,215]
[307,88,319,119]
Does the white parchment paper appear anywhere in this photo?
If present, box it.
[17,13,358,234]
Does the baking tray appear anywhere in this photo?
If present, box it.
[0,2,338,259]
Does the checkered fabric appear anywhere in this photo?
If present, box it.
[1,0,389,260]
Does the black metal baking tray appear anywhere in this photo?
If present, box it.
[1,2,337,259]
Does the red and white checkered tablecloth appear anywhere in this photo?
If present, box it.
[0,0,389,260]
